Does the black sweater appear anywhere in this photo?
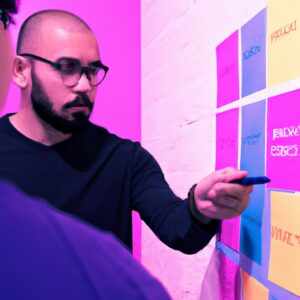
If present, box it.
[0,114,218,253]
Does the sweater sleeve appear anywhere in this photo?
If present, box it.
[130,143,219,254]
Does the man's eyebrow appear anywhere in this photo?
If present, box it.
[89,60,102,66]
[55,57,102,66]
[55,57,81,63]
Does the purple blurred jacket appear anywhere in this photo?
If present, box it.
[0,180,170,300]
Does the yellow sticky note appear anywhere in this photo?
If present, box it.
[267,0,300,86]
[241,270,269,300]
[269,191,300,296]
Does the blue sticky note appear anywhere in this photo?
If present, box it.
[240,100,266,264]
[240,185,265,264]
[242,8,267,97]
[240,100,266,176]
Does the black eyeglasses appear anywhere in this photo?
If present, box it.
[19,53,109,87]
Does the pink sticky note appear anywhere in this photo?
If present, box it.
[267,89,300,192]
[216,109,240,251]
[216,109,239,170]
[217,31,240,108]
[219,217,241,252]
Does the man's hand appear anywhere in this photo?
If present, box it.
[194,167,253,219]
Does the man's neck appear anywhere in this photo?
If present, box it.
[9,109,72,146]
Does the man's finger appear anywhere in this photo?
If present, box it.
[209,182,253,199]
[217,167,238,175]
[208,204,240,219]
[213,195,242,212]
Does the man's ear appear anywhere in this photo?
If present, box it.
[12,56,31,89]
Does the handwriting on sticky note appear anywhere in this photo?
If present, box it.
[271,20,297,43]
[272,226,300,247]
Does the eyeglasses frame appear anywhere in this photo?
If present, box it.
[19,53,109,87]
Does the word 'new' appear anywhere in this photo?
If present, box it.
[273,125,300,140]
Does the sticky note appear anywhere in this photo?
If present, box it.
[216,109,239,170]
[240,185,265,264]
[267,90,300,192]
[239,100,266,264]
[216,108,240,251]
[268,191,300,296]
[241,8,267,97]
[217,31,240,107]
[267,0,300,87]
[241,270,269,300]
[240,100,266,177]
[219,217,241,252]
[219,253,242,299]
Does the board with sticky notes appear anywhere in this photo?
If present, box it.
[215,1,300,299]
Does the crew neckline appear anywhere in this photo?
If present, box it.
[1,113,85,150]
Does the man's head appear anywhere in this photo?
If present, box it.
[13,10,107,133]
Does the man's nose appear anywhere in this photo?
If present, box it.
[73,71,92,93]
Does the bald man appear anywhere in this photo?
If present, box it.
[0,10,253,254]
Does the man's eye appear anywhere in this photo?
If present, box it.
[59,61,79,74]
[89,67,99,75]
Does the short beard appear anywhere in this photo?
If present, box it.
[30,69,93,134]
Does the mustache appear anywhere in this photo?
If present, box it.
[63,95,93,110]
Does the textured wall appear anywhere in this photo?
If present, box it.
[141,1,267,299]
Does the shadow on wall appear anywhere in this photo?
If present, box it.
[0,28,13,112]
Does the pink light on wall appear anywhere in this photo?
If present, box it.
[2,0,141,260]
[0,30,13,112]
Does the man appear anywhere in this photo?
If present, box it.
[0,9,253,253]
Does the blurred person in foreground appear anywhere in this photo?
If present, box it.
[0,180,171,299]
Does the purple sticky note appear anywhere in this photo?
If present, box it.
[267,89,300,191]
[217,31,240,108]
[216,108,240,251]
[241,8,267,97]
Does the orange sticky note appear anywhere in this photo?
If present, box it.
[241,270,269,300]
[267,0,300,86]
[269,191,300,296]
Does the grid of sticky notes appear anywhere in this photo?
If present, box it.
[216,1,300,299]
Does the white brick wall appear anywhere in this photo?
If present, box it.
[142,0,267,299]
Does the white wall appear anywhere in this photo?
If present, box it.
[141,1,267,299]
